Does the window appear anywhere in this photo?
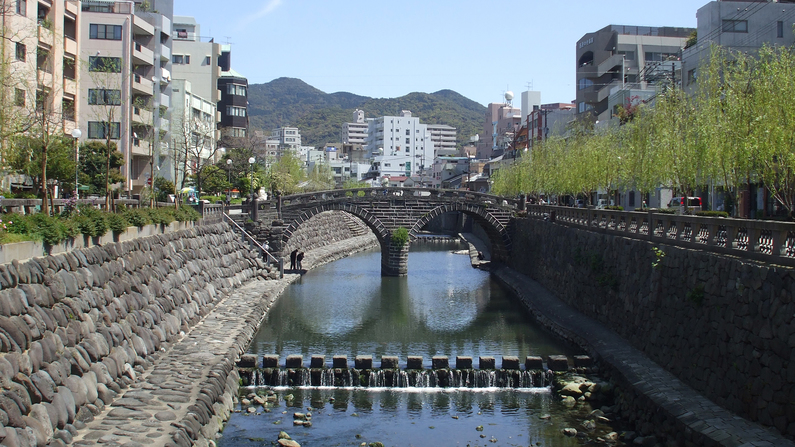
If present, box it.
[184,55,190,64]
[88,89,121,105]
[578,78,593,90]
[722,20,747,33]
[172,54,190,64]
[16,0,25,16]
[687,68,697,86]
[88,121,120,140]
[226,84,247,96]
[89,24,122,40]
[204,56,210,65]
[645,52,678,62]
[405,129,410,135]
[405,138,410,144]
[15,42,25,61]
[88,56,121,72]
[226,106,246,117]
[778,21,784,38]
[14,89,25,107]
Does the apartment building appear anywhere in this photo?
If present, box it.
[4,0,80,147]
[575,24,693,123]
[476,102,521,160]
[216,44,248,140]
[682,0,795,92]
[77,0,173,196]
[342,109,367,145]
[364,110,434,179]
[426,124,457,157]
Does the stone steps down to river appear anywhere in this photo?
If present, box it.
[236,354,594,388]
[0,222,278,447]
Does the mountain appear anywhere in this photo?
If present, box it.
[247,77,486,148]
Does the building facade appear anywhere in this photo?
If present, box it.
[364,110,434,179]
[342,109,367,145]
[426,124,457,157]
[216,45,248,140]
[575,24,694,123]
[77,0,173,195]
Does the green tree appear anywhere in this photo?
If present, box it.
[194,164,227,196]
[7,134,74,199]
[78,141,125,196]
[267,150,305,194]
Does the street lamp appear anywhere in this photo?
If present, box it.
[248,156,256,203]
[71,128,82,199]
[226,157,232,203]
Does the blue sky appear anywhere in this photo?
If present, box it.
[175,0,700,107]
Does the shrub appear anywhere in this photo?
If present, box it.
[108,213,129,234]
[173,206,200,222]
[5,214,32,235]
[123,209,149,227]
[696,210,729,218]
[651,208,676,214]
[73,206,108,238]
[391,227,409,247]
[147,208,174,225]
[30,214,64,246]
[605,206,624,211]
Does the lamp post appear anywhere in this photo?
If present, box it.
[226,158,232,203]
[248,156,255,202]
[71,128,82,199]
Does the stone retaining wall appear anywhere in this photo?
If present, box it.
[509,217,795,439]
[0,223,275,446]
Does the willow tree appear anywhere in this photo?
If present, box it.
[747,45,795,214]
[650,87,703,196]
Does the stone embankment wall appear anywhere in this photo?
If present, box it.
[248,210,372,257]
[0,223,274,446]
[509,218,795,439]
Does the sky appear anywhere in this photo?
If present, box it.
[174,0,700,107]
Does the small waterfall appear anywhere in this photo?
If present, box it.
[249,368,552,389]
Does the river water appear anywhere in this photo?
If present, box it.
[219,240,624,446]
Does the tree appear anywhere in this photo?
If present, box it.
[7,134,73,198]
[266,150,305,194]
[78,141,125,196]
[171,109,221,197]
[191,164,227,196]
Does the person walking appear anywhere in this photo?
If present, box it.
[296,252,304,270]
[290,249,298,270]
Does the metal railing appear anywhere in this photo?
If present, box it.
[526,205,795,267]
[223,213,282,276]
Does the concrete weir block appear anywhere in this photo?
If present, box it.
[525,356,544,370]
[406,356,423,370]
[310,355,325,369]
[262,355,279,368]
[501,356,520,370]
[332,355,348,369]
[237,354,257,368]
[285,355,303,368]
[355,355,372,370]
[455,356,473,370]
[432,356,449,370]
[547,355,569,371]
[479,356,496,370]
[380,356,399,369]
[573,355,593,368]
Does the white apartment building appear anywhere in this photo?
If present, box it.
[342,109,368,145]
[170,16,222,105]
[167,79,217,186]
[77,0,173,196]
[426,124,457,156]
[364,110,434,178]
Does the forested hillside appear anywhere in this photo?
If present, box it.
[247,77,485,147]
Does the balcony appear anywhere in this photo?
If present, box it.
[132,107,152,126]
[132,15,154,36]
[130,139,152,157]
[132,42,154,66]
[63,78,76,96]
[132,74,154,96]
[37,24,54,47]
[63,37,77,57]
[159,117,169,130]
[159,94,169,109]
[160,67,170,85]
[160,44,170,62]
[65,1,78,15]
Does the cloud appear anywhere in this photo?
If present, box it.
[238,0,283,28]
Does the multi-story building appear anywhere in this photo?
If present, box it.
[170,16,221,103]
[682,0,795,93]
[3,0,80,175]
[168,79,217,186]
[363,110,434,179]
[426,124,457,157]
[77,0,173,196]
[575,24,694,123]
[342,109,368,146]
[216,44,248,140]
[477,101,521,160]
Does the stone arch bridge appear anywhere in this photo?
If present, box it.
[261,188,521,276]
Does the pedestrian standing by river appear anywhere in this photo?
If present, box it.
[297,252,304,270]
[290,249,298,270]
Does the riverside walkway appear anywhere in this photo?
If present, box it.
[69,232,793,447]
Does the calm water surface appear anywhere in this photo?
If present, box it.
[220,241,622,446]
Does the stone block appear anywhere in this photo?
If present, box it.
[406,356,423,370]
[479,356,496,370]
[310,355,325,369]
[284,355,304,368]
[525,356,544,370]
[354,355,372,370]
[573,355,593,367]
[332,355,348,369]
[237,355,257,368]
[455,356,473,369]
[432,356,449,370]
[547,355,569,371]
[501,356,520,370]
[261,355,279,368]
[380,356,399,369]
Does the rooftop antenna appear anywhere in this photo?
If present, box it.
[526,81,533,91]
[223,36,234,45]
